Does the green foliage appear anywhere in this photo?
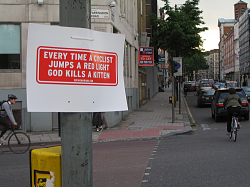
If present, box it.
[149,0,208,58]
[183,53,209,73]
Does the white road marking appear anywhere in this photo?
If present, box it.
[201,124,210,130]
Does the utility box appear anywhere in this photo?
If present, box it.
[30,146,61,187]
[169,96,173,104]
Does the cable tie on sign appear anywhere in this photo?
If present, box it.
[70,36,94,41]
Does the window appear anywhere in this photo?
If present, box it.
[0,24,20,70]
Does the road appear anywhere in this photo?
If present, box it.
[1,91,250,187]
[141,91,250,186]
[0,140,158,187]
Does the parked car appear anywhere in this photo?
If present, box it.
[196,82,213,95]
[211,87,249,122]
[197,89,215,107]
[242,87,250,101]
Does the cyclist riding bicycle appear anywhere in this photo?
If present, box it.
[0,94,18,143]
[223,88,242,135]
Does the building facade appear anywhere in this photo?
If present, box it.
[218,18,237,81]
[205,49,219,81]
[239,8,250,85]
[0,0,142,131]
[218,0,248,83]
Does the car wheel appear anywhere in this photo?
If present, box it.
[245,115,249,120]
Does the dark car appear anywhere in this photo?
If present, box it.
[196,82,213,95]
[197,89,215,107]
[211,88,249,122]
[242,87,250,101]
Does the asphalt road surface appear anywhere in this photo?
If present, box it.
[2,91,250,187]
[141,91,250,187]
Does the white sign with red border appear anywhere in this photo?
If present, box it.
[27,23,128,112]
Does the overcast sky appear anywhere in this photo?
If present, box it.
[157,0,247,51]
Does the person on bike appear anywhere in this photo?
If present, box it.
[0,94,18,143]
[223,88,242,135]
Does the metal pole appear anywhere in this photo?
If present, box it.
[171,58,175,123]
[172,75,175,123]
[59,0,93,186]
[179,76,181,114]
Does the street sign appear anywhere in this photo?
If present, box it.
[173,57,182,76]
[27,23,128,112]
[158,54,165,63]
[139,47,154,66]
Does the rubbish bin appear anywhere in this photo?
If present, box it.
[30,146,61,187]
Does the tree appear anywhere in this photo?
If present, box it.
[183,53,209,72]
[149,0,208,58]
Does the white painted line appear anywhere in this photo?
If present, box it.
[146,167,151,169]
[142,180,148,183]
[145,173,150,175]
[201,124,210,130]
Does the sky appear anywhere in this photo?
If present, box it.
[157,0,247,51]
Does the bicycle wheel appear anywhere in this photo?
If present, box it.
[232,118,237,142]
[233,129,237,142]
[8,132,31,154]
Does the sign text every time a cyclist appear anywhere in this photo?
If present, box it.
[43,51,114,79]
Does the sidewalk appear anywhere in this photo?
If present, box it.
[26,85,193,145]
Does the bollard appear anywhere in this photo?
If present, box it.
[30,146,61,187]
[169,96,172,104]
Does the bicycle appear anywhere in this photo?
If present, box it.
[229,112,238,142]
[0,124,31,154]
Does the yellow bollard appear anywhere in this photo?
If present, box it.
[31,146,61,187]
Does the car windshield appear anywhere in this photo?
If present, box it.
[201,83,211,87]
[218,91,247,103]
[243,87,250,92]
[227,83,237,87]
[220,83,225,87]
[202,90,215,95]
